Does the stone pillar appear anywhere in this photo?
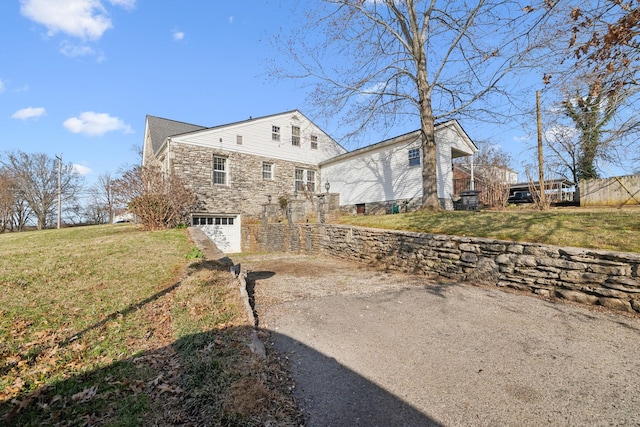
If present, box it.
[262,203,279,224]
[287,199,306,224]
[317,194,326,224]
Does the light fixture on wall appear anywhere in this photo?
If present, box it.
[325,180,330,193]
[294,188,298,199]
[267,195,272,204]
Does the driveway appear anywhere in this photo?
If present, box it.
[236,253,640,426]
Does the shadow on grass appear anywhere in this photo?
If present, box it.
[1,326,442,426]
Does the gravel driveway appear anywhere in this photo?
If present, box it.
[235,253,640,426]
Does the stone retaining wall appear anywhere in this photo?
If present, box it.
[242,223,640,314]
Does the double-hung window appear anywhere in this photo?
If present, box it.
[272,126,280,141]
[292,126,301,146]
[306,170,315,192]
[213,156,227,185]
[408,148,420,167]
[262,163,273,180]
[295,168,316,192]
[310,135,318,149]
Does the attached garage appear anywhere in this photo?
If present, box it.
[191,214,241,253]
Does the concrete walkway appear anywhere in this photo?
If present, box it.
[237,253,640,427]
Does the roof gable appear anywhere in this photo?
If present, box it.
[146,115,207,156]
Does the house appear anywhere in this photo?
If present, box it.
[142,111,346,252]
[142,110,477,252]
[321,120,477,213]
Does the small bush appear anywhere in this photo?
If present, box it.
[185,247,204,260]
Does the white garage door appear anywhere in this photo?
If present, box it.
[191,214,241,253]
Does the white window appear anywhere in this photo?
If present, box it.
[408,148,420,167]
[295,168,316,192]
[192,216,234,226]
[292,126,301,146]
[306,170,315,192]
[272,125,280,141]
[310,135,318,149]
[236,135,243,145]
[262,163,273,180]
[213,156,227,185]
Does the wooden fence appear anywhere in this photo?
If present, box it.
[580,175,640,207]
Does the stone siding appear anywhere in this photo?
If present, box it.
[170,144,318,217]
[242,223,640,313]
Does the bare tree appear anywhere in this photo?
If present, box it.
[543,72,638,181]
[0,151,83,230]
[455,143,515,208]
[88,172,117,224]
[113,165,198,230]
[538,0,640,169]
[273,0,556,210]
[0,169,16,232]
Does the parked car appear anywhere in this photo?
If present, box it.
[507,191,533,204]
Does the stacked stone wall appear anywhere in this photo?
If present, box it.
[171,144,318,217]
[242,223,640,313]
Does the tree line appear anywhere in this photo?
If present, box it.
[0,150,196,232]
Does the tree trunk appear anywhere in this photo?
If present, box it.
[417,59,440,211]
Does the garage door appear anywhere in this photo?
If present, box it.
[191,214,241,253]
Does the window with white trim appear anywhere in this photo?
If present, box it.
[262,163,273,180]
[213,156,227,185]
[272,125,280,141]
[295,168,316,192]
[292,126,301,146]
[192,216,235,226]
[236,135,243,145]
[310,135,318,149]
[408,148,420,167]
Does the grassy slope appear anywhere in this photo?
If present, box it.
[0,224,300,426]
[338,208,640,253]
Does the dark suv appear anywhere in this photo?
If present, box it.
[507,191,533,204]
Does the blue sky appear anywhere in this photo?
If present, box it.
[1,0,315,186]
[1,0,562,189]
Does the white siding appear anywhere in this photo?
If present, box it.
[321,120,476,207]
[170,112,345,165]
[322,135,423,206]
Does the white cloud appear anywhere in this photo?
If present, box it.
[229,16,234,24]
[60,41,96,57]
[172,29,184,41]
[12,107,46,120]
[63,111,133,136]
[19,0,136,40]
[513,135,531,142]
[73,164,92,175]
[545,125,577,143]
[0,78,5,93]
[108,0,135,10]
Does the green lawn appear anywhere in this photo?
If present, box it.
[338,207,640,253]
[0,224,299,426]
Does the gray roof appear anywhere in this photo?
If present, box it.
[147,115,207,156]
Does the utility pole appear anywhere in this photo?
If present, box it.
[56,155,62,229]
